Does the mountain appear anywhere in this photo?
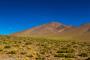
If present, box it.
[11,22,73,36]
[11,22,90,41]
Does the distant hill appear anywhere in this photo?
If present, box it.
[11,22,73,36]
[11,22,90,41]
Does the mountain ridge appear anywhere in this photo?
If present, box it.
[11,22,90,40]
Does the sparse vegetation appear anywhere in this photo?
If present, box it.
[56,48,74,53]
[4,45,11,49]
[0,35,90,60]
[6,50,16,54]
[78,53,88,57]
[54,53,75,58]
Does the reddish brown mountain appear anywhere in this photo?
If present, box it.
[11,22,90,39]
[12,22,73,36]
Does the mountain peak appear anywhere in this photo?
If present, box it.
[48,22,63,25]
[43,22,64,28]
[48,22,62,24]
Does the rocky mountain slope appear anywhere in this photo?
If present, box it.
[11,22,90,41]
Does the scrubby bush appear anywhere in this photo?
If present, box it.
[26,54,33,58]
[54,53,74,58]
[54,53,65,57]
[7,51,16,54]
[36,57,45,60]
[56,48,74,53]
[85,57,90,60]
[20,52,27,55]
[4,45,11,49]
[78,53,88,57]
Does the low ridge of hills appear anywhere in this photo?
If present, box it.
[11,22,90,41]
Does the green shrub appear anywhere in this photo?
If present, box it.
[0,49,3,52]
[85,58,90,60]
[54,53,74,58]
[36,57,45,60]
[26,54,33,57]
[7,51,16,54]
[54,53,65,57]
[57,49,74,53]
[65,54,75,58]
[4,45,11,49]
[20,52,27,55]
[79,53,88,57]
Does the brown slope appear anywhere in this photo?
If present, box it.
[58,23,90,36]
[72,23,90,41]
[11,22,73,37]
[11,22,90,41]
[58,23,90,41]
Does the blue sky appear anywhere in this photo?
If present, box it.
[0,0,90,35]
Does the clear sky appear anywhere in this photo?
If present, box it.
[0,0,90,35]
